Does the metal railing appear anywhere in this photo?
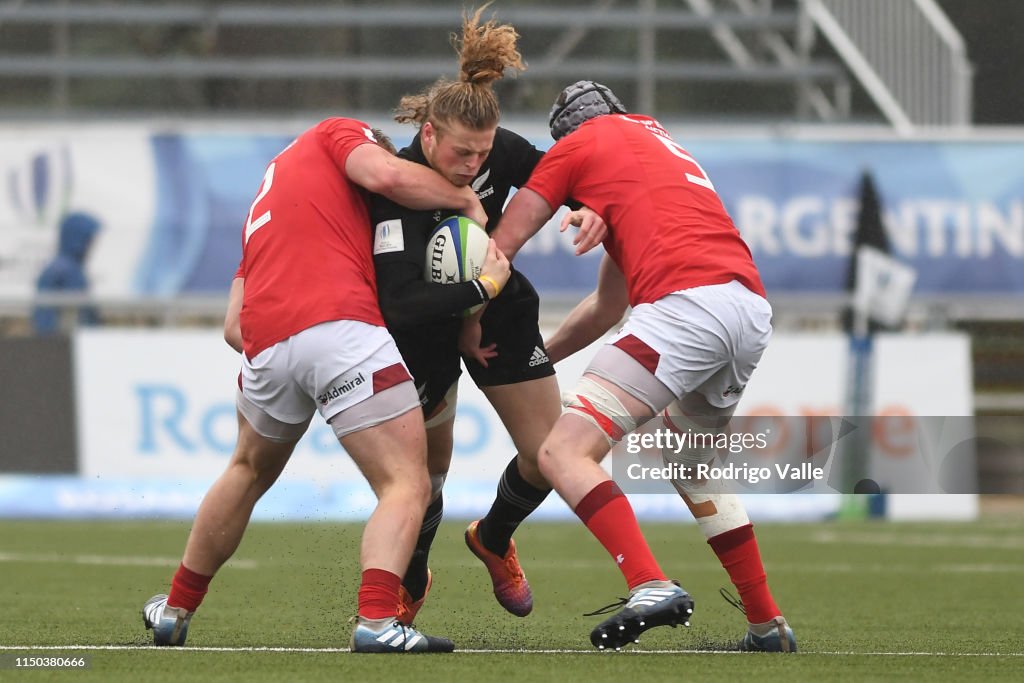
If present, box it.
[0,1,845,120]
[0,1,976,127]
[681,0,853,122]
[805,0,973,132]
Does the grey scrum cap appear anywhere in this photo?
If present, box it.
[548,80,627,140]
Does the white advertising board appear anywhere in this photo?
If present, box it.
[71,328,975,520]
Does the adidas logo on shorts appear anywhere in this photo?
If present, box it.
[528,346,550,367]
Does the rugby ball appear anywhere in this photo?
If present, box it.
[424,215,489,285]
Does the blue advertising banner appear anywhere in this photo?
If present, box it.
[0,475,842,522]
[139,130,1024,297]
[140,133,293,295]
[686,139,1024,295]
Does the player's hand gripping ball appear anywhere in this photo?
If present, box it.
[424,215,491,316]
[424,215,489,285]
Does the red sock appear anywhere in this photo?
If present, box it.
[574,480,666,590]
[167,563,212,612]
[708,523,780,624]
[358,568,402,620]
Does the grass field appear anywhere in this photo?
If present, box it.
[2,514,1023,681]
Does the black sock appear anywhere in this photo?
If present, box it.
[477,457,551,557]
[403,494,443,601]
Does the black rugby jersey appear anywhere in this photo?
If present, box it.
[370,127,544,330]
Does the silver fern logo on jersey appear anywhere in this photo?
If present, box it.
[471,168,494,199]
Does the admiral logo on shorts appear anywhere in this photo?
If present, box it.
[317,372,366,405]
[723,384,746,397]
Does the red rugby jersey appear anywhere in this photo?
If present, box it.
[524,114,765,306]
[237,118,385,358]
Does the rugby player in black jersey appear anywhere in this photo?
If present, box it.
[370,6,604,623]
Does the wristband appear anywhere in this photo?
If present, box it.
[471,279,490,302]
[478,275,503,298]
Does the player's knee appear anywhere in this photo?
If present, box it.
[659,407,726,486]
[536,437,563,483]
[228,447,284,492]
[662,442,719,503]
[658,407,750,537]
[378,467,431,508]
[662,441,718,473]
[405,473,432,509]
[515,452,545,486]
[429,472,446,503]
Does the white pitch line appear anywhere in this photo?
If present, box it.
[429,558,1024,574]
[811,530,1024,550]
[0,645,1020,657]
[0,552,257,570]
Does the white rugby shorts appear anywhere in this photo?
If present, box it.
[589,280,772,410]
[239,319,415,431]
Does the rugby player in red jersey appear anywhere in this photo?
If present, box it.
[492,81,796,653]
[142,117,506,653]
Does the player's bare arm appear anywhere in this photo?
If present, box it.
[223,276,244,353]
[491,186,553,260]
[545,253,628,364]
[346,143,487,227]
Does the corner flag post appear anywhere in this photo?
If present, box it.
[839,172,916,510]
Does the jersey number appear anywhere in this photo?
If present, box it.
[245,162,275,244]
[652,135,717,192]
